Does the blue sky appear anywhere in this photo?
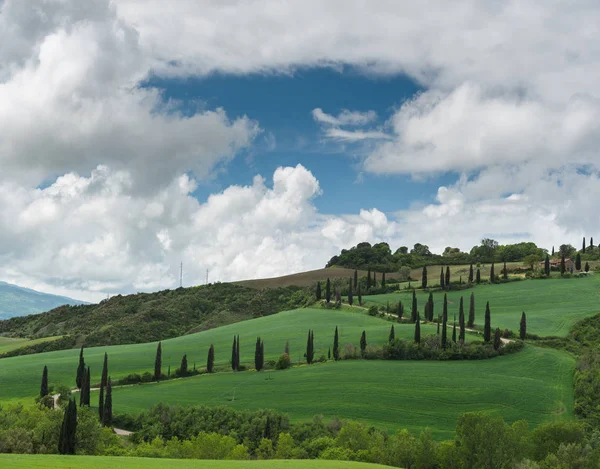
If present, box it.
[145,68,455,214]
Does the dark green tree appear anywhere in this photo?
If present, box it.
[154,341,162,381]
[58,398,77,454]
[236,335,240,370]
[440,267,445,289]
[373,271,377,288]
[180,354,188,376]
[102,378,112,427]
[357,285,362,306]
[98,352,108,421]
[484,302,491,342]
[411,289,417,322]
[503,261,508,280]
[101,353,108,388]
[490,263,495,283]
[452,318,457,343]
[424,301,430,323]
[333,326,339,361]
[231,336,238,371]
[382,272,386,287]
[40,365,49,398]
[468,292,475,327]
[367,269,372,289]
[585,262,590,272]
[520,312,527,340]
[76,346,85,389]
[389,324,395,342]
[353,269,358,289]
[545,254,550,276]
[328,347,331,360]
[476,268,481,284]
[255,337,264,371]
[582,237,586,253]
[437,315,440,335]
[551,245,555,256]
[560,254,566,275]
[468,263,474,283]
[445,266,450,289]
[348,280,353,306]
[360,330,367,357]
[421,266,427,289]
[306,330,314,364]
[459,299,465,343]
[575,253,582,271]
[441,294,448,348]
[316,282,322,301]
[81,367,91,406]
[414,314,421,344]
[590,237,594,251]
[207,344,215,373]
[493,328,502,350]
[428,292,434,321]
[325,278,331,303]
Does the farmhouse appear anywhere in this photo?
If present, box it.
[541,257,576,271]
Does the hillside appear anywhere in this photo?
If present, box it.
[0,283,309,348]
[235,267,375,289]
[0,281,86,320]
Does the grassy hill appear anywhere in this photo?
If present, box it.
[0,307,440,403]
[0,283,309,348]
[364,275,600,337]
[107,345,573,440]
[235,267,375,289]
[0,281,86,320]
[0,336,62,354]
[0,455,393,469]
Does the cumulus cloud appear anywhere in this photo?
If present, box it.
[312,108,378,127]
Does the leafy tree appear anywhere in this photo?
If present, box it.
[484,302,491,342]
[468,263,474,283]
[468,292,475,327]
[353,269,358,289]
[582,236,586,253]
[154,341,162,381]
[76,346,85,389]
[58,398,77,454]
[421,266,427,289]
[315,282,321,301]
[476,268,481,284]
[493,328,502,350]
[440,267,445,289]
[102,378,112,427]
[207,344,215,373]
[414,314,421,344]
[255,337,264,371]
[397,301,404,321]
[333,326,339,361]
[490,263,495,283]
[382,272,386,287]
[389,324,395,342]
[559,244,576,258]
[348,280,353,306]
[459,297,465,342]
[357,285,362,306]
[180,354,188,376]
[445,266,450,288]
[40,365,49,398]
[503,260,508,280]
[411,289,418,322]
[360,331,367,357]
[325,278,331,303]
[575,253,582,270]
[545,254,551,276]
[231,336,238,371]
[411,243,432,256]
[585,262,590,272]
[441,294,448,348]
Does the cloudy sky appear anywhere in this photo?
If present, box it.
[1,0,598,302]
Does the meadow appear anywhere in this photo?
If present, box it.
[0,308,439,402]
[365,275,600,337]
[107,345,574,440]
[0,336,62,354]
[0,455,393,469]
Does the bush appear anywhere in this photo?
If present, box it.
[367,306,379,316]
[341,343,359,360]
[275,353,291,370]
[363,344,382,360]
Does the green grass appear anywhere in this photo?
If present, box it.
[107,345,574,440]
[0,336,62,354]
[0,307,437,402]
[0,455,393,469]
[365,275,600,337]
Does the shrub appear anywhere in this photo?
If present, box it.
[275,353,291,370]
[363,344,382,360]
[367,306,379,316]
[341,343,359,360]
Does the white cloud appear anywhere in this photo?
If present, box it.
[324,128,391,142]
[312,108,378,126]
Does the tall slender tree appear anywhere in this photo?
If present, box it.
[316,282,322,301]
[468,264,474,283]
[484,302,491,342]
[459,300,466,343]
[476,268,481,284]
[348,280,353,306]
[373,272,377,288]
[354,269,358,289]
[325,278,331,303]
[468,293,475,327]
[82,367,91,406]
[101,353,108,389]
[551,246,555,256]
[236,335,240,370]
[445,266,450,289]
[414,314,421,344]
[452,317,457,343]
[154,342,162,381]
[357,285,362,306]
[255,337,264,371]
[520,312,527,340]
[411,289,417,322]
[576,253,582,271]
[328,348,331,360]
[590,237,594,251]
[40,365,49,398]
[58,398,77,454]
[503,261,508,280]
[180,354,188,376]
[231,336,238,371]
[585,262,590,272]
[428,292,434,321]
[99,352,108,421]
[207,344,215,373]
[422,266,428,289]
[360,330,367,357]
[102,378,112,427]
[545,254,551,276]
[367,270,372,289]
[389,324,395,342]
[490,263,495,283]
[440,267,445,289]
[333,326,339,361]
[493,328,502,351]
[285,341,290,356]
[582,237,586,253]
[76,346,85,389]
[397,301,403,321]
[306,330,314,364]
[382,272,386,287]
[437,314,440,335]
[441,294,448,348]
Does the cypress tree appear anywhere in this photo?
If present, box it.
[354,269,358,288]
[411,289,417,322]
[102,378,112,427]
[231,336,237,371]
[490,263,495,283]
[437,315,440,335]
[333,326,339,361]
[583,237,586,253]
[545,255,550,276]
[459,300,465,343]
[452,318,457,343]
[560,254,566,275]
[99,379,105,421]
[468,263,474,283]
[348,280,353,306]
[180,354,188,376]
[207,344,215,373]
[386,301,390,314]
[475,267,481,284]
[58,398,77,454]
[397,301,403,321]
[82,367,91,406]
[382,272,386,287]
[424,301,430,323]
[468,292,475,327]
[493,328,502,351]
[154,342,162,381]
[373,272,377,288]
[360,330,367,357]
[80,367,87,406]
[367,270,372,289]
[101,353,108,388]
[99,352,108,420]
[236,335,240,370]
[389,324,395,342]
[325,278,331,303]
[503,261,508,280]
[585,262,590,272]
[335,289,341,304]
[76,346,85,389]
[576,253,582,271]
[552,246,555,256]
[316,282,322,301]
[520,312,527,340]
[414,314,421,344]
[440,267,445,289]
[255,337,264,371]
[41,365,49,398]
[591,237,594,251]
[441,294,448,348]
[445,266,450,289]
[357,285,362,306]
[306,330,314,364]
[422,266,427,289]
[428,292,434,321]
[484,302,491,342]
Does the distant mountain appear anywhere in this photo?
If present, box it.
[0,281,87,319]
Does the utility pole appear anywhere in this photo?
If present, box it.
[206,269,209,285]
[180,262,183,288]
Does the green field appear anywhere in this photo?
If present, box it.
[365,275,600,337]
[0,308,438,402]
[0,335,62,354]
[0,455,392,469]
[106,345,573,440]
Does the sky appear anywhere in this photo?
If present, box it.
[1,0,599,302]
